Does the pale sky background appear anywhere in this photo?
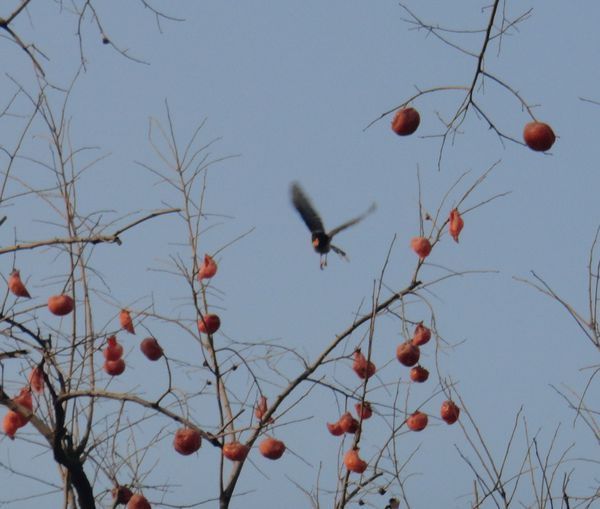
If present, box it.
[0,2,599,508]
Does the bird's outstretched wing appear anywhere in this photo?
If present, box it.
[290,182,325,234]
[328,202,376,239]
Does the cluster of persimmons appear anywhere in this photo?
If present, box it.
[2,254,287,508]
[331,319,460,474]
[1,106,557,505]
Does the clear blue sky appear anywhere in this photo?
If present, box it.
[1,2,599,508]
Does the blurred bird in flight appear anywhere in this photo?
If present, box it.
[290,182,376,269]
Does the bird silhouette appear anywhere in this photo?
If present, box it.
[290,182,375,269]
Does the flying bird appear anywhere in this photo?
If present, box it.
[290,182,376,269]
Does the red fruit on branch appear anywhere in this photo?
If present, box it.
[409,365,429,383]
[13,388,32,426]
[198,314,220,334]
[255,395,267,420]
[449,208,464,243]
[352,349,376,379]
[222,441,250,461]
[339,412,359,434]
[120,309,135,334]
[173,428,201,455]
[127,494,151,509]
[14,387,32,408]
[198,254,218,279]
[406,411,428,431]
[48,294,74,316]
[411,237,432,259]
[258,437,286,460]
[140,337,163,361]
[326,421,344,436]
[2,411,21,439]
[254,395,273,423]
[411,322,431,346]
[440,400,460,425]
[104,358,126,376]
[391,107,420,136]
[29,367,44,393]
[8,270,30,298]
[355,401,373,420]
[396,342,420,367]
[523,121,555,151]
[2,388,34,436]
[104,335,124,361]
[344,448,368,473]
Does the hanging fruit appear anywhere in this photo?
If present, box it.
[13,388,32,426]
[198,254,218,279]
[103,335,124,361]
[198,314,221,334]
[173,428,202,455]
[258,437,286,460]
[140,337,163,361]
[3,388,33,438]
[440,400,460,425]
[411,322,431,346]
[222,441,250,461]
[391,107,420,136]
[448,208,464,243]
[326,421,344,436]
[344,448,368,473]
[523,121,555,152]
[409,365,429,383]
[8,270,30,298]
[48,294,74,316]
[406,411,428,431]
[29,366,44,393]
[339,412,359,434]
[120,309,135,334]
[410,237,432,259]
[355,401,373,420]
[127,493,151,509]
[254,395,273,423]
[2,411,21,439]
[352,349,376,379]
[396,342,420,367]
[104,358,126,376]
